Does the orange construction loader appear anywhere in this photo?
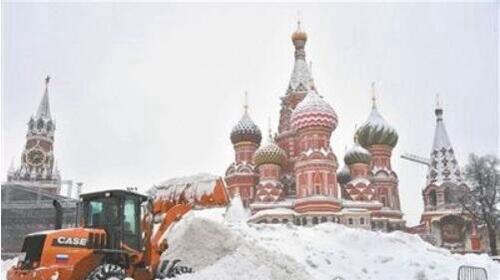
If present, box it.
[7,187,228,280]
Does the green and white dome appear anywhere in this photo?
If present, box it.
[356,106,398,148]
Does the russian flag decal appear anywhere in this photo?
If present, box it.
[55,254,69,264]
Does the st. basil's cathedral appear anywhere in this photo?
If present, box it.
[225,22,405,232]
[2,21,492,256]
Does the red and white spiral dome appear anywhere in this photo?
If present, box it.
[290,90,338,132]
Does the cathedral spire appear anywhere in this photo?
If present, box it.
[244,90,249,113]
[35,75,52,120]
[288,19,312,93]
[427,95,461,185]
[371,81,377,109]
[435,93,443,121]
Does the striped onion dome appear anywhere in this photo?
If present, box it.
[337,165,351,185]
[230,111,262,145]
[291,89,338,132]
[344,142,372,165]
[254,138,287,167]
[356,106,398,148]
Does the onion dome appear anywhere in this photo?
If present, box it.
[254,137,287,167]
[291,21,307,42]
[356,83,398,148]
[230,111,262,145]
[291,89,338,132]
[337,165,351,185]
[344,142,372,165]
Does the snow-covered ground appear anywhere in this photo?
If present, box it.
[2,205,499,280]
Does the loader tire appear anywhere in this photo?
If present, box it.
[85,263,127,280]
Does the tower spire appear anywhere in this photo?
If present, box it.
[36,75,52,119]
[371,82,377,109]
[297,10,302,31]
[268,117,272,139]
[244,91,249,113]
[435,93,443,121]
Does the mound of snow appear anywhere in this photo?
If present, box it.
[1,258,17,279]
[224,194,249,224]
[162,209,500,280]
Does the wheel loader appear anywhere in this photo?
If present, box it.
[7,188,228,280]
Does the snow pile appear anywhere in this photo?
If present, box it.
[149,173,221,202]
[1,258,17,279]
[162,209,500,280]
[224,194,249,224]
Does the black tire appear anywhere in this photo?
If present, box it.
[85,263,127,280]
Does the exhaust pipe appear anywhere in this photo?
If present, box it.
[53,200,63,230]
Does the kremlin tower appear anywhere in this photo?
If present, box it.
[7,76,61,194]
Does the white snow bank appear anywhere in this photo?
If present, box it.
[162,209,500,280]
[1,258,17,279]
[224,194,249,224]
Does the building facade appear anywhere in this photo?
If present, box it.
[225,23,406,231]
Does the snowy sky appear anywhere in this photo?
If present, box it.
[1,3,498,226]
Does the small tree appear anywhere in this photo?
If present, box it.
[460,154,499,255]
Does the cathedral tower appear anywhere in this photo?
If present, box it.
[291,88,340,213]
[343,140,375,201]
[8,76,61,193]
[276,21,315,194]
[356,83,400,211]
[225,94,261,203]
[419,96,472,252]
[253,125,287,203]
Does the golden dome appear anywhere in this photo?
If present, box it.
[291,21,307,42]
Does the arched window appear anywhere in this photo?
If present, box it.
[312,217,318,225]
[282,219,289,224]
[348,218,353,225]
[360,218,365,225]
[429,190,437,206]
[320,217,327,223]
[302,217,307,225]
[272,218,279,224]
[295,218,301,226]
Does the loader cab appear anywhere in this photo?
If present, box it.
[81,190,148,251]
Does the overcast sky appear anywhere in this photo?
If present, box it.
[1,3,498,225]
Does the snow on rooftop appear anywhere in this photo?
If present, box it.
[149,173,221,202]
